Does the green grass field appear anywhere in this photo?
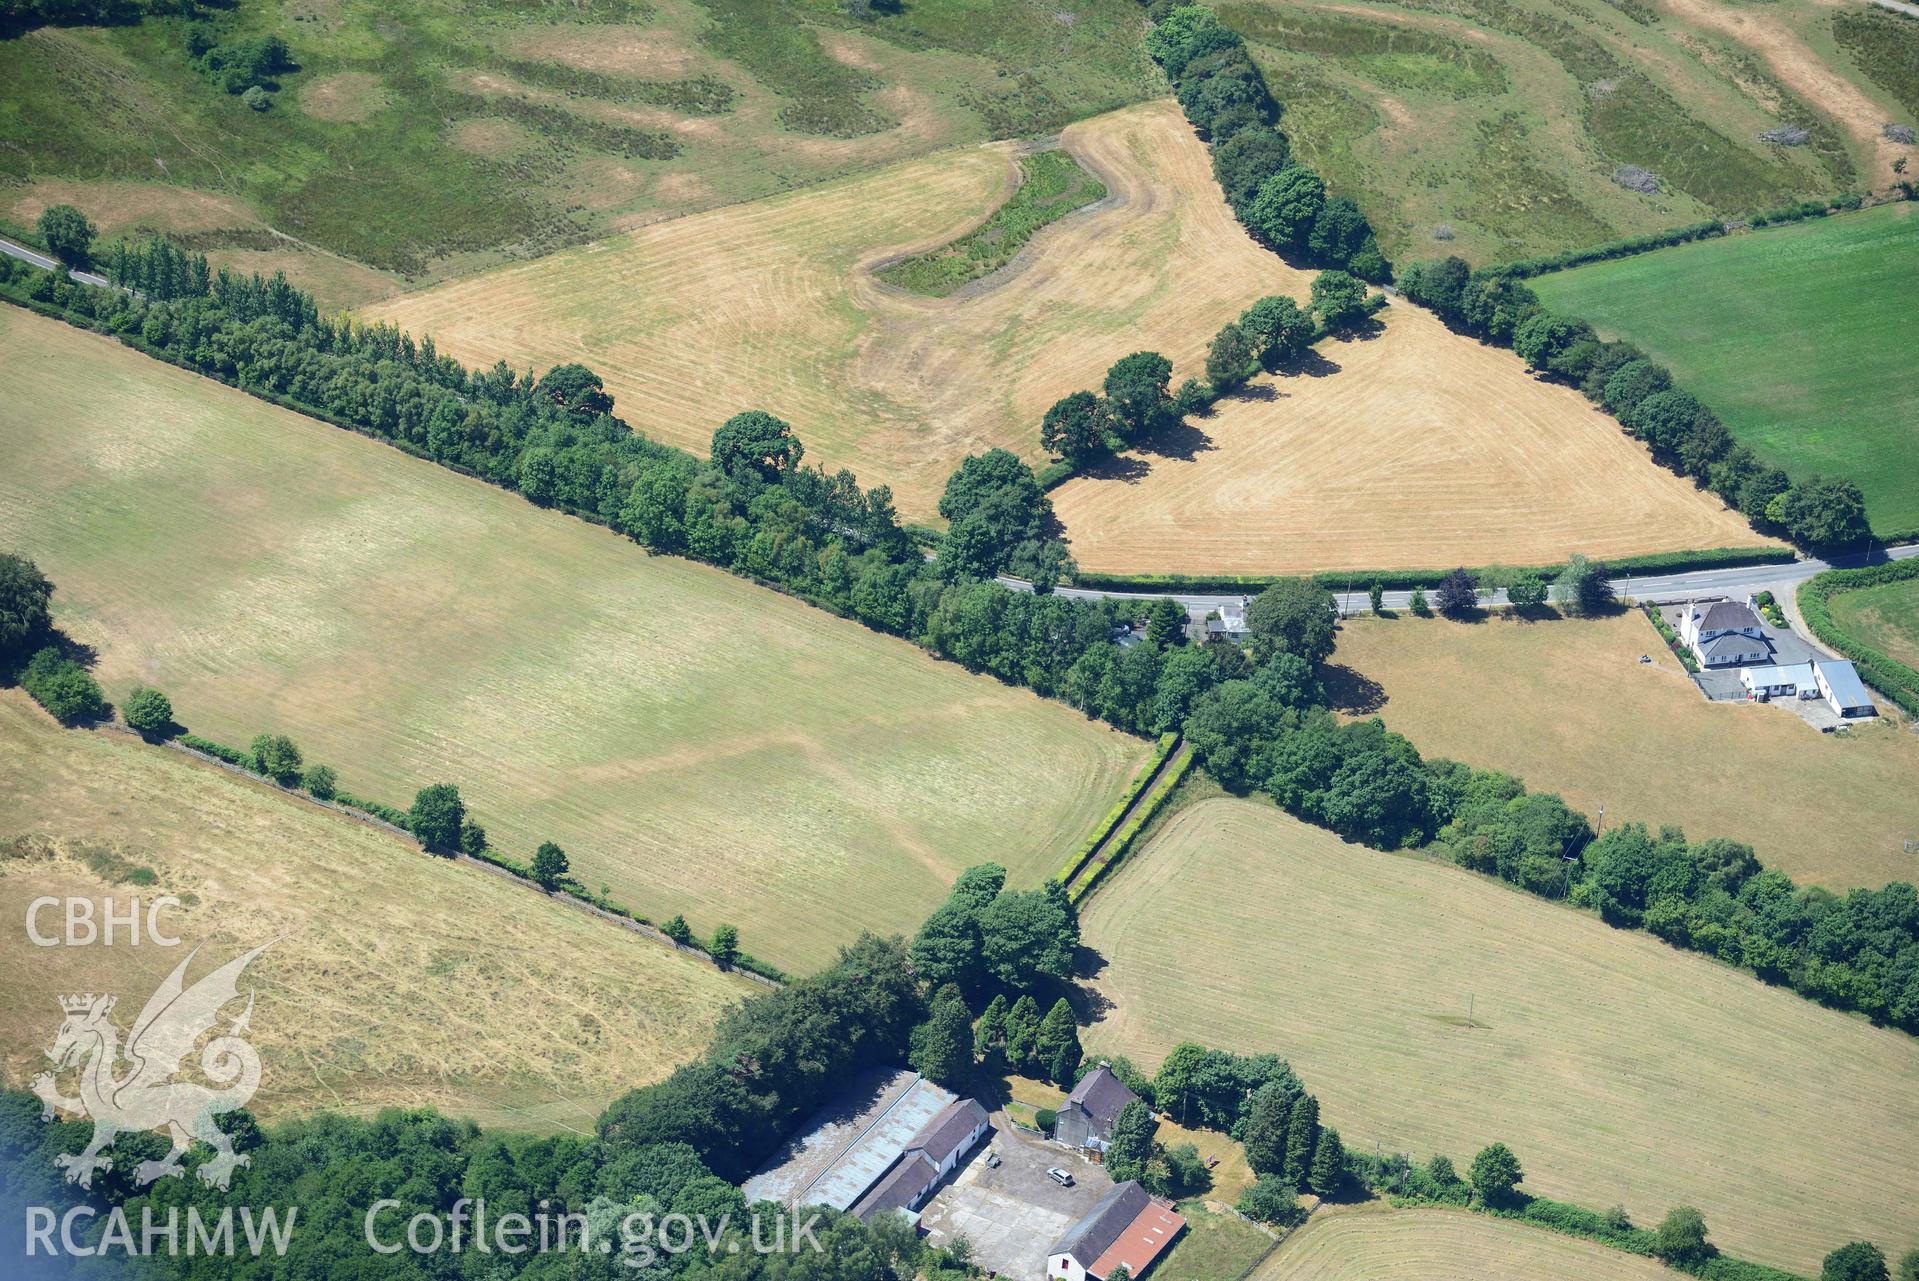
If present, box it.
[0,693,756,1129]
[877,148,1107,296]
[1082,796,1919,1274]
[1531,202,1919,535]
[0,0,1151,295]
[1220,0,1894,267]
[0,308,1148,974]
[1153,1202,1275,1281]
[1831,575,1919,673]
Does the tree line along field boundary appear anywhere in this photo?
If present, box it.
[1797,559,1919,715]
[89,717,786,985]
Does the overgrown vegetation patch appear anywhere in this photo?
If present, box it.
[877,148,1107,295]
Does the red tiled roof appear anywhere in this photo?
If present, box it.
[1087,1197,1185,1280]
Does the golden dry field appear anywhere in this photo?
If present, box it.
[1049,302,1778,575]
[0,308,1148,975]
[1332,611,1919,892]
[0,694,754,1130]
[367,100,1305,517]
[1255,1205,1677,1281]
[1081,796,1919,1274]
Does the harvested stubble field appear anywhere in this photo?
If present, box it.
[1253,1205,1676,1281]
[1331,611,1919,892]
[1081,797,1919,1273]
[0,309,1147,974]
[367,101,1305,517]
[1049,302,1775,576]
[1531,202,1919,536]
[0,694,755,1130]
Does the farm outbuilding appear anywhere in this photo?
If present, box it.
[1056,1063,1140,1152]
[1047,1180,1185,1281]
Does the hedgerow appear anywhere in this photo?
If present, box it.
[1797,559,1919,714]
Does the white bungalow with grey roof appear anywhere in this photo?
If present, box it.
[1678,599,1770,668]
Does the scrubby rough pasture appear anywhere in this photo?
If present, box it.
[1254,1205,1676,1281]
[0,309,1147,974]
[1050,302,1772,575]
[1221,0,1900,267]
[368,101,1304,517]
[1330,612,1919,892]
[0,695,755,1129]
[1082,797,1919,1273]
[1531,203,1919,535]
[0,0,1152,294]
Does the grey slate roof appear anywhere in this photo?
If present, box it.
[1052,1181,1153,1268]
[1699,632,1767,662]
[850,1153,938,1219]
[1695,601,1762,633]
[1065,1064,1139,1132]
[907,1098,987,1166]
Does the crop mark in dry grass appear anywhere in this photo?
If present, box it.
[367,101,1302,518]
[1083,797,1919,1273]
[0,695,754,1128]
[1051,303,1775,575]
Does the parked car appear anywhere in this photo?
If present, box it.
[1046,1167,1075,1187]
[984,1151,1001,1169]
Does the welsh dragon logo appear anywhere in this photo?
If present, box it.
[32,943,271,1191]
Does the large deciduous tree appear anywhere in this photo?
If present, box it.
[1041,389,1111,463]
[1247,578,1337,665]
[409,783,465,853]
[37,204,96,269]
[711,410,803,482]
[1309,269,1369,330]
[1468,1142,1523,1206]
[1103,352,1176,442]
[0,553,54,662]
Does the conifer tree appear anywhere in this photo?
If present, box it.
[1308,1127,1344,1196]
[1281,1094,1319,1188]
[1242,1083,1293,1175]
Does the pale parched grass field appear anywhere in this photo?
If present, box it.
[1254,1204,1678,1281]
[1331,611,1919,892]
[1081,796,1919,1274]
[1049,302,1777,576]
[366,100,1306,518]
[0,694,755,1131]
[0,308,1148,974]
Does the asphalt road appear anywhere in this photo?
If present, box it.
[1003,543,1919,618]
[0,233,110,288]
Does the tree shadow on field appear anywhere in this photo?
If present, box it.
[1135,415,1215,462]
[1321,663,1387,714]
[1076,452,1152,484]
[1327,315,1387,343]
[1280,348,1342,379]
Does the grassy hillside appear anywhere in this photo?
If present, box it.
[1082,796,1919,1273]
[0,307,1147,974]
[1531,202,1919,536]
[1254,1205,1678,1281]
[0,693,755,1129]
[1330,611,1919,893]
[1222,0,1909,267]
[0,0,1152,297]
